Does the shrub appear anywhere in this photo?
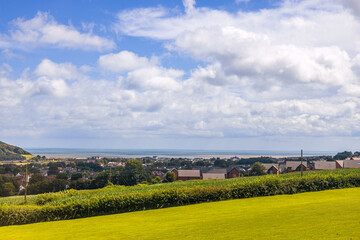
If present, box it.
[0,172,359,226]
[163,171,176,182]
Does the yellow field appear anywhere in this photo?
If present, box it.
[21,154,36,160]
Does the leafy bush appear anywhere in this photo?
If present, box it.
[0,172,359,226]
[35,189,80,205]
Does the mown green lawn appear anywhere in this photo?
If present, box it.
[1,188,359,240]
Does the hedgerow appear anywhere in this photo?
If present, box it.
[0,172,359,226]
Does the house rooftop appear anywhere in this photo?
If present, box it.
[178,169,201,177]
[314,161,336,170]
[285,161,307,169]
[202,173,226,179]
[262,163,279,171]
[207,168,227,174]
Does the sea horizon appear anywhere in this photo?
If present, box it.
[25,148,338,159]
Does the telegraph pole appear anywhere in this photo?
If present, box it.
[24,161,28,203]
[301,149,303,177]
[108,164,112,185]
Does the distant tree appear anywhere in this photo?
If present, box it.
[164,171,176,182]
[28,179,68,194]
[70,179,92,190]
[29,173,45,185]
[56,172,68,180]
[180,160,192,169]
[30,167,40,174]
[0,175,19,196]
[28,180,51,194]
[12,166,21,176]
[333,151,352,160]
[75,161,103,172]
[71,173,83,181]
[121,160,151,186]
[236,157,276,165]
[214,159,228,168]
[249,162,266,176]
[50,179,68,192]
[353,151,360,157]
[143,158,152,164]
[194,161,205,167]
[1,182,17,196]
[31,155,41,162]
[47,165,59,176]
[325,156,333,161]
[91,171,110,189]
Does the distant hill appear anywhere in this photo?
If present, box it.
[0,141,31,161]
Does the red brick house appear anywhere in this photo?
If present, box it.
[227,167,240,178]
[152,170,166,179]
[284,161,308,172]
[261,164,280,175]
[335,160,344,168]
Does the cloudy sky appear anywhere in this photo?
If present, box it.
[1,0,360,151]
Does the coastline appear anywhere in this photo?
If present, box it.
[38,154,296,159]
[27,148,335,159]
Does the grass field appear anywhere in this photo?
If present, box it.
[0,188,359,240]
[21,154,35,160]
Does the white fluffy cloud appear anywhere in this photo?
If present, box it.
[2,55,360,141]
[98,51,183,91]
[98,51,152,73]
[1,12,115,51]
[110,0,360,138]
[183,0,196,13]
[30,77,69,97]
[3,0,360,147]
[34,59,83,80]
[115,0,360,88]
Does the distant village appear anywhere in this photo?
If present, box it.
[0,151,360,197]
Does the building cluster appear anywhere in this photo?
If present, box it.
[170,167,243,181]
[260,158,360,175]
[2,157,360,191]
[153,158,360,181]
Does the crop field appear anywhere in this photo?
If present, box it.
[0,188,359,240]
[1,168,358,207]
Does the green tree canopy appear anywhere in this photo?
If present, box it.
[164,171,176,182]
[29,173,45,185]
[249,162,266,176]
[333,151,352,160]
[56,172,68,180]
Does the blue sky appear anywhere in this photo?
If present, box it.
[0,0,281,73]
[1,0,360,151]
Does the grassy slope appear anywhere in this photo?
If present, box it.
[21,154,35,160]
[0,141,31,161]
[1,188,359,240]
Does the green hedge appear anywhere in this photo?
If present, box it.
[0,174,359,226]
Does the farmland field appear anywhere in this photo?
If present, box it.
[0,188,359,240]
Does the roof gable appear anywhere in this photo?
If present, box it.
[178,169,201,177]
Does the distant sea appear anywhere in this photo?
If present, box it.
[25,148,337,158]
